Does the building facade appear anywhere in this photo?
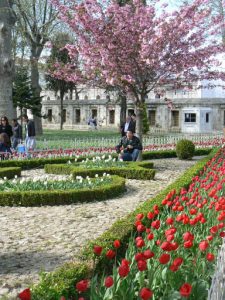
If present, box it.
[41,83,225,133]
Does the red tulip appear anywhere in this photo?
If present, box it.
[137,260,147,271]
[76,280,89,292]
[113,239,121,248]
[93,245,103,256]
[106,249,116,259]
[159,253,170,264]
[139,287,153,300]
[18,288,31,300]
[206,253,215,261]
[104,276,114,288]
[179,283,192,298]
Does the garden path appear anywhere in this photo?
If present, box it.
[0,157,202,299]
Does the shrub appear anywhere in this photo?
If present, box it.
[45,161,155,180]
[0,175,125,206]
[0,167,21,179]
[176,139,195,159]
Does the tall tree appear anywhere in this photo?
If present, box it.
[46,33,80,130]
[0,0,16,120]
[13,0,60,135]
[52,0,225,143]
[13,66,43,127]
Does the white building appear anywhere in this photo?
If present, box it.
[41,81,225,133]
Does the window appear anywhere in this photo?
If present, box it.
[84,95,88,100]
[109,110,115,124]
[155,94,160,99]
[171,111,179,127]
[75,109,80,123]
[92,109,97,118]
[148,110,156,126]
[63,109,66,123]
[47,109,52,122]
[96,95,101,100]
[184,113,196,123]
[206,113,209,123]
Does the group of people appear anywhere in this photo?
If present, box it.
[117,113,143,161]
[0,115,36,156]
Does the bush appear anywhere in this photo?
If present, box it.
[0,175,125,206]
[30,148,217,300]
[45,161,155,180]
[0,167,21,179]
[176,139,195,159]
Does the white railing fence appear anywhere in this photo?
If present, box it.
[208,239,225,300]
[36,132,224,150]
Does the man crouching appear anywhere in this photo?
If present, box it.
[116,130,143,161]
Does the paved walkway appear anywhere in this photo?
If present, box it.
[0,157,202,299]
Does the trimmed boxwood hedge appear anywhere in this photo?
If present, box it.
[0,167,21,179]
[0,148,213,170]
[30,148,218,300]
[44,161,155,180]
[0,175,125,207]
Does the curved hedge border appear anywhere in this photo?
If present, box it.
[0,148,212,169]
[44,161,155,180]
[30,148,218,300]
[0,167,21,179]
[0,175,125,207]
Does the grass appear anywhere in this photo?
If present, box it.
[38,129,120,140]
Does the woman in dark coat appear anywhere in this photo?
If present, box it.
[0,116,13,146]
[0,133,12,160]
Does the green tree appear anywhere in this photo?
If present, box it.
[13,66,43,128]
[45,33,77,130]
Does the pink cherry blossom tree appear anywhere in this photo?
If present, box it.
[51,0,225,141]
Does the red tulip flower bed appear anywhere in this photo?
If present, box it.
[72,148,225,300]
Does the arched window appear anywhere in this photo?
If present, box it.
[84,95,88,100]
[96,95,100,100]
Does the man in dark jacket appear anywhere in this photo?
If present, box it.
[116,130,142,161]
[23,115,36,151]
[12,119,22,149]
[120,116,136,137]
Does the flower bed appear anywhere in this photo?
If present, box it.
[24,149,218,300]
[0,167,21,179]
[77,147,225,299]
[45,159,155,180]
[0,175,125,207]
[0,148,212,169]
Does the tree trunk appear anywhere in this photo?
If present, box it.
[135,99,144,161]
[119,92,127,126]
[60,90,64,130]
[0,1,16,120]
[30,45,43,135]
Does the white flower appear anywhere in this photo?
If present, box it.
[3,177,7,180]
[113,158,116,162]
[67,160,71,164]
[86,176,90,180]
[75,158,77,162]
[44,181,48,186]
[100,178,103,182]
[95,174,99,178]
[102,155,105,159]
[106,174,110,177]
[103,173,106,177]
[14,175,18,179]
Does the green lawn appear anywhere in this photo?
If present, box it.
[38,129,120,140]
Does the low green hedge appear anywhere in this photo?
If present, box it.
[45,161,155,180]
[31,148,218,300]
[0,175,125,207]
[0,148,213,169]
[142,147,212,160]
[0,167,21,179]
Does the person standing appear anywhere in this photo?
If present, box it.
[120,116,135,137]
[12,119,22,150]
[23,114,36,151]
[0,116,13,146]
